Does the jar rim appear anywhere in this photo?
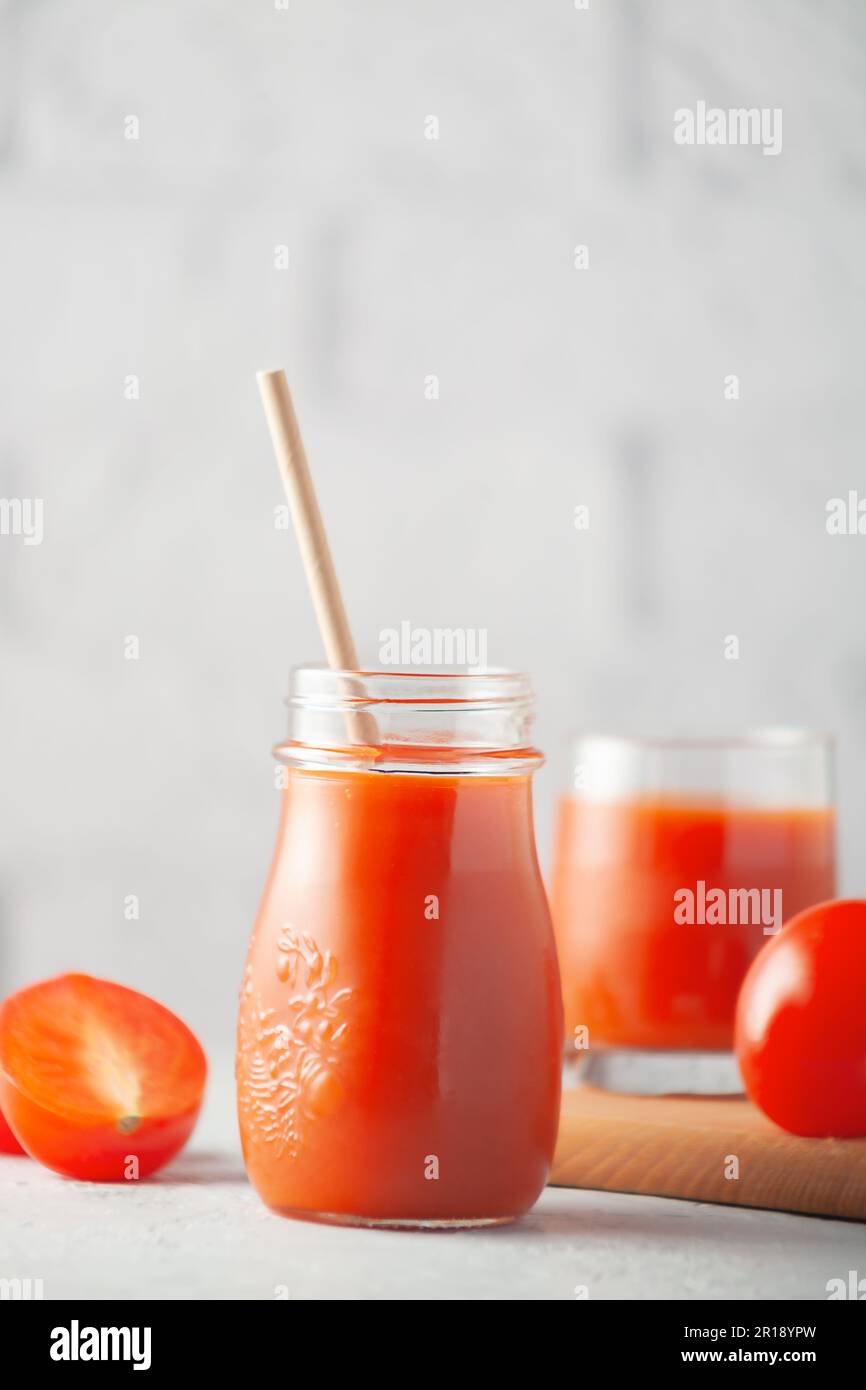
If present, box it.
[287,664,533,709]
[279,665,540,774]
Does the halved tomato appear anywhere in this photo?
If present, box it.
[0,974,206,1180]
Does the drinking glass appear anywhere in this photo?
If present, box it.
[550,731,836,1093]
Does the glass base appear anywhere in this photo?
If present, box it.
[271,1207,516,1232]
[566,1048,744,1096]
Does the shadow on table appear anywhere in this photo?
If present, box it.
[152,1151,248,1186]
[463,1190,813,1246]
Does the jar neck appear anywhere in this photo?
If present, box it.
[274,666,543,776]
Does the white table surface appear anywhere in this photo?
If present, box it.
[2,1062,863,1302]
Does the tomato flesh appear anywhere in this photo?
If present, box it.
[0,974,207,1180]
[735,899,866,1137]
[0,1104,25,1154]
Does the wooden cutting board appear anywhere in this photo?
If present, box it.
[552,1087,866,1221]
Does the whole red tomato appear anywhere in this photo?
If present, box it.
[735,899,866,1137]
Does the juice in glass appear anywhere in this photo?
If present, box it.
[550,733,835,1091]
[237,668,562,1226]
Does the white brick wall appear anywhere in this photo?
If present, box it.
[1,0,864,1047]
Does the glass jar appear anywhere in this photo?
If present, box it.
[237,667,562,1228]
[551,731,836,1094]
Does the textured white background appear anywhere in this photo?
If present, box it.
[1,0,865,1054]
